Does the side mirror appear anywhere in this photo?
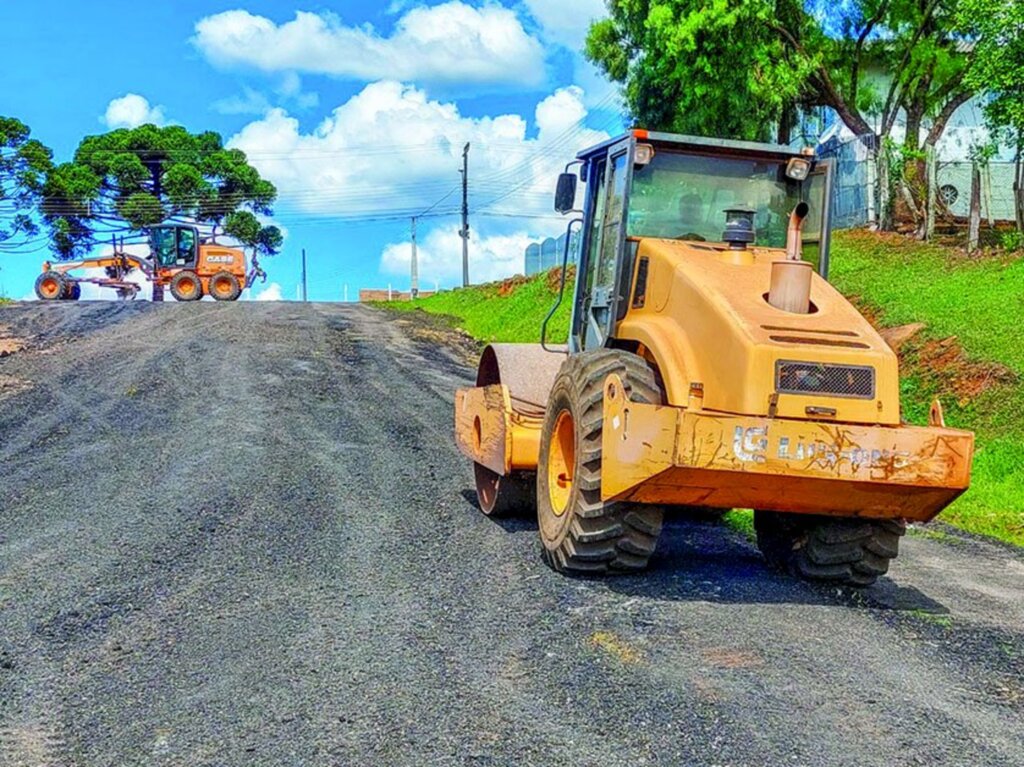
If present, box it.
[554,172,578,215]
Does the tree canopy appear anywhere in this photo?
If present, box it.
[0,116,53,252]
[958,0,1024,140]
[586,0,976,152]
[957,0,1024,232]
[586,0,811,143]
[42,124,282,259]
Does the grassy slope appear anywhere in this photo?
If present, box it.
[390,231,1024,546]
[387,273,573,344]
[829,231,1024,545]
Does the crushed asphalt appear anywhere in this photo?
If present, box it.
[0,301,1022,767]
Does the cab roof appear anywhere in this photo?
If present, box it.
[576,130,812,163]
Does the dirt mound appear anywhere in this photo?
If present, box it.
[917,336,1017,405]
[497,275,529,297]
[847,298,1014,406]
[546,265,576,292]
[880,322,926,353]
[0,324,26,358]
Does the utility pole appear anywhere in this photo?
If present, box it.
[459,142,470,287]
[410,217,419,298]
[301,248,308,302]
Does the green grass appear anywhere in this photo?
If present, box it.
[389,232,1024,547]
[384,272,572,344]
[829,230,1024,547]
[723,510,756,541]
[909,608,954,628]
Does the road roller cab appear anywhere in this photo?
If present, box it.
[454,130,974,587]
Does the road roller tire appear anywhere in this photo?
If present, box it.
[209,271,242,301]
[754,511,906,587]
[170,271,203,302]
[474,463,535,517]
[536,349,664,575]
[35,272,68,301]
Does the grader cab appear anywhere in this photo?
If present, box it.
[454,130,974,587]
[34,224,260,302]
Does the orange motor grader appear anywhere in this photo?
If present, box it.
[34,224,260,302]
[454,130,974,587]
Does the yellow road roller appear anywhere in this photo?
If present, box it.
[455,130,973,586]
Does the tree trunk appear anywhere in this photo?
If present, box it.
[899,179,924,238]
[901,104,927,235]
[877,143,893,231]
[149,162,162,200]
[925,144,936,241]
[1015,133,1024,235]
[777,104,796,146]
[968,161,981,254]
[904,105,923,155]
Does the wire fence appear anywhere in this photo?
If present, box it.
[818,134,878,229]
[818,133,1021,229]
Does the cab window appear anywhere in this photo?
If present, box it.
[177,228,196,264]
[152,228,177,267]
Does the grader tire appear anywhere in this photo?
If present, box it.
[474,463,535,517]
[536,349,664,575]
[754,511,906,587]
[209,271,242,301]
[67,283,81,301]
[35,272,67,301]
[170,271,203,302]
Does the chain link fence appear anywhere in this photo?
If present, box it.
[818,134,878,229]
[818,133,1021,229]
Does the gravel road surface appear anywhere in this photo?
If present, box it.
[0,302,1022,767]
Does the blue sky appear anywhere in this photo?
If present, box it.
[0,0,624,301]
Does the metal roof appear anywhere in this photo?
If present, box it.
[576,130,809,161]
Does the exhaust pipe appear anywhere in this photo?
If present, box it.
[769,202,813,314]
[785,201,810,261]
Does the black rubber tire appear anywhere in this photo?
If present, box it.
[536,349,664,575]
[674,506,727,520]
[34,272,67,301]
[170,271,203,302]
[67,283,81,301]
[474,463,535,517]
[209,271,242,301]
[754,511,906,587]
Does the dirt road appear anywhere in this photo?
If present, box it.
[0,302,1022,767]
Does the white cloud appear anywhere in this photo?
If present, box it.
[228,81,609,220]
[382,226,536,286]
[228,80,612,290]
[521,0,607,49]
[193,3,546,89]
[213,75,319,117]
[102,94,168,130]
[252,282,283,301]
[213,86,272,116]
